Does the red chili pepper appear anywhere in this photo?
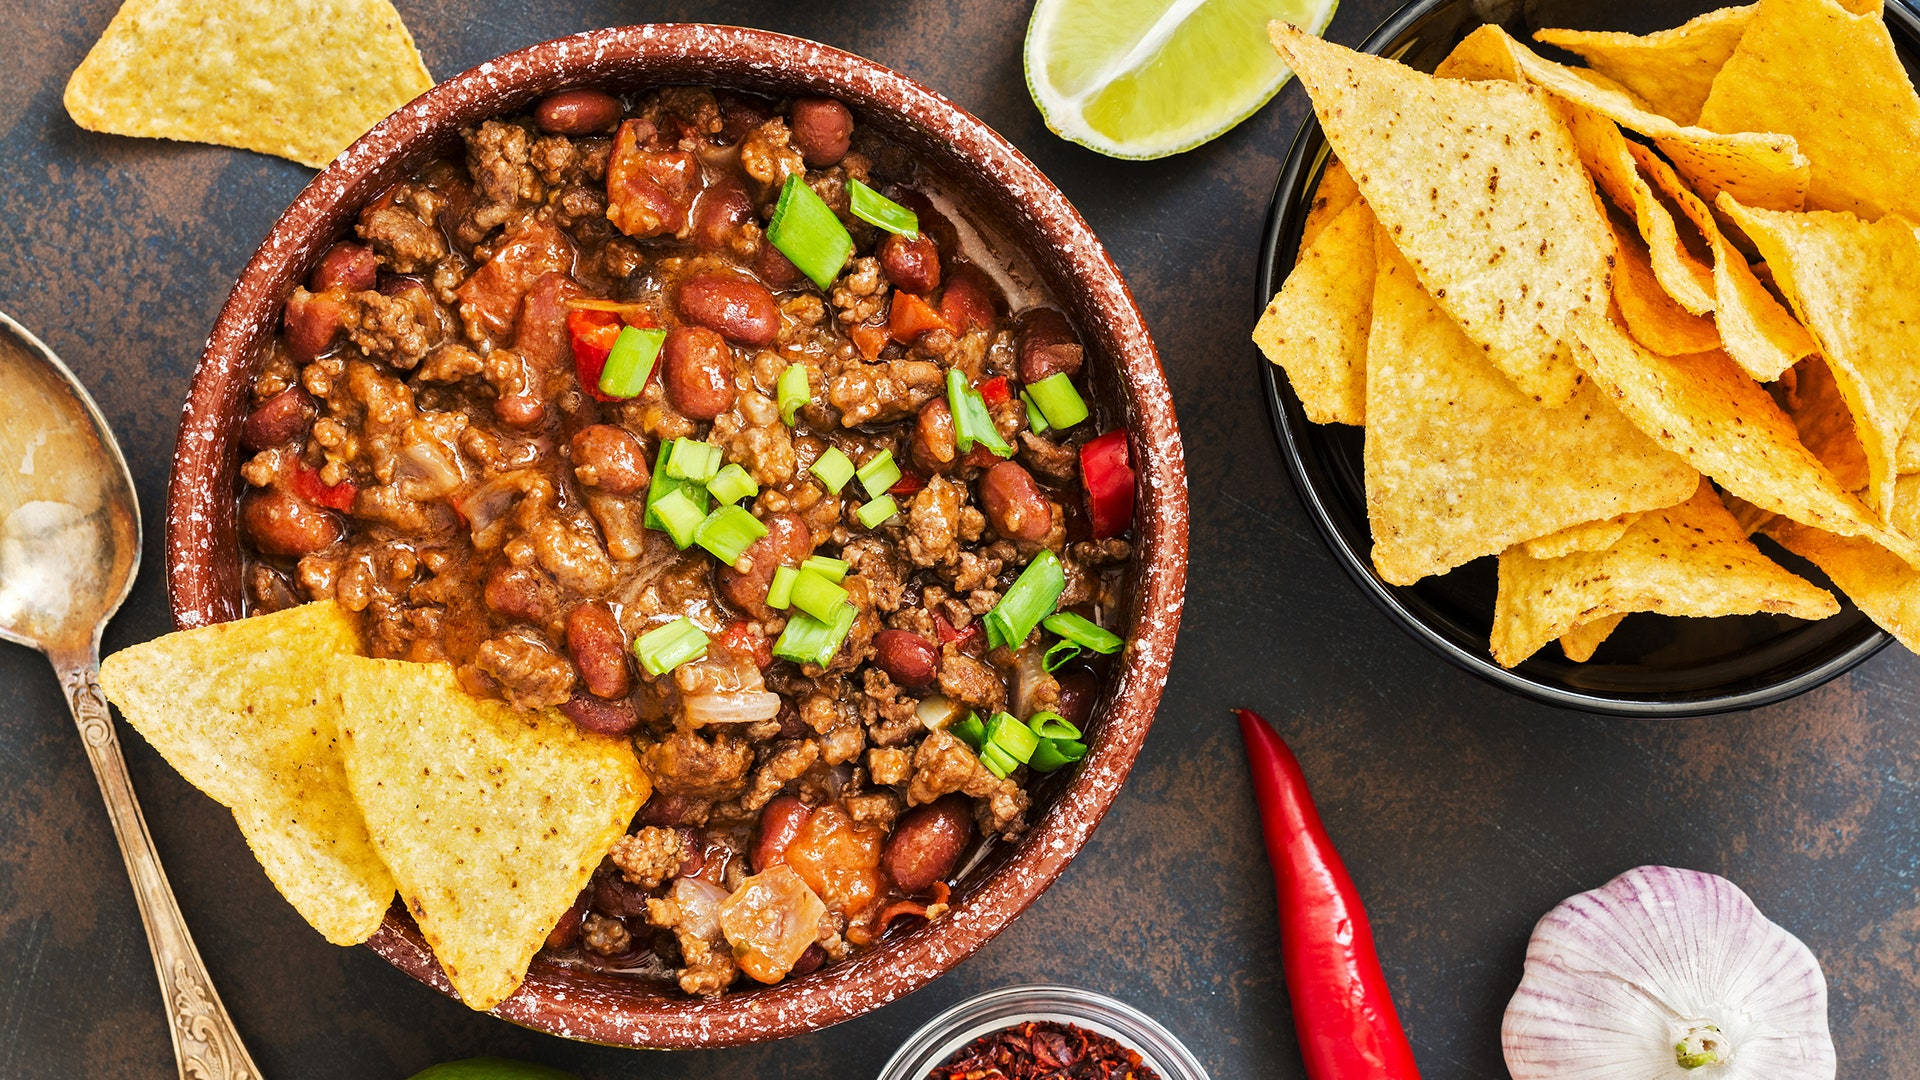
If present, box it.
[889,470,927,496]
[288,462,356,512]
[1080,429,1135,539]
[932,611,983,651]
[1235,709,1422,1080]
[978,375,1012,406]
[568,308,623,402]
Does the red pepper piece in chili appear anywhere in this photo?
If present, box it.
[288,462,356,512]
[979,374,1012,406]
[1081,429,1135,539]
[568,308,623,401]
[1235,708,1422,1080]
[889,469,926,497]
[888,290,952,343]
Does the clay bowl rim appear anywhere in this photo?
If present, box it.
[162,23,1189,1049]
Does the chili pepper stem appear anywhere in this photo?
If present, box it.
[1235,708,1422,1080]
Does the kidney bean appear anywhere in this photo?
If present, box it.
[718,512,811,618]
[879,232,942,295]
[309,241,378,293]
[1018,308,1085,383]
[566,602,631,699]
[240,388,313,451]
[546,899,587,949]
[283,289,344,360]
[938,264,1001,333]
[909,397,958,475]
[492,392,546,430]
[484,564,553,622]
[872,630,939,689]
[635,793,707,827]
[241,489,340,558]
[691,178,755,252]
[890,189,961,257]
[662,326,738,420]
[676,827,708,877]
[589,867,653,917]
[559,691,641,736]
[752,794,814,873]
[789,944,826,977]
[570,424,649,494]
[535,88,623,134]
[883,795,975,894]
[513,271,585,375]
[678,273,779,347]
[1053,670,1099,732]
[979,461,1053,542]
[718,92,773,142]
[789,98,853,167]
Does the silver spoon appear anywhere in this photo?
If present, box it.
[0,312,261,1080]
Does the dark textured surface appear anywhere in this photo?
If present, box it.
[2,2,1916,1078]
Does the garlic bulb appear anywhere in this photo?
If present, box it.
[1503,866,1834,1079]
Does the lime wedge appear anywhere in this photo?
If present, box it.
[1024,0,1339,159]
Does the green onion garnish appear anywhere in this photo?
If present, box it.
[951,713,986,749]
[635,617,708,676]
[788,568,849,624]
[650,486,708,549]
[772,601,857,667]
[811,446,856,493]
[767,565,799,610]
[644,440,709,533]
[979,742,1020,779]
[778,363,810,426]
[598,326,667,399]
[984,550,1065,649]
[767,175,852,290]
[848,179,919,237]
[1042,612,1123,654]
[1022,389,1051,434]
[1027,710,1082,741]
[1043,641,1082,672]
[664,438,722,484]
[1025,373,1089,430]
[987,711,1039,764]
[856,494,899,529]
[706,462,759,506]
[801,555,849,582]
[1028,738,1087,773]
[694,505,768,566]
[946,369,1014,458]
[856,450,902,499]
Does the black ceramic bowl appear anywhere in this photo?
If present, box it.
[1259,0,1920,716]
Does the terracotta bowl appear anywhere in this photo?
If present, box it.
[164,24,1188,1049]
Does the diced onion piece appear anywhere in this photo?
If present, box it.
[915,694,965,732]
[683,689,784,726]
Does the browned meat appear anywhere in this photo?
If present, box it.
[642,730,754,800]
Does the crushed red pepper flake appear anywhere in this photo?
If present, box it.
[928,1020,1162,1080]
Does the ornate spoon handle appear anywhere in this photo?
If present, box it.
[52,649,262,1080]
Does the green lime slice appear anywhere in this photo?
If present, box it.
[405,1059,578,1080]
[1024,0,1340,159]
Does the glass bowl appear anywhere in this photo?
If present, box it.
[875,985,1212,1080]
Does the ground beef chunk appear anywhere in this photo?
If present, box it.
[356,203,446,273]
[464,120,547,241]
[736,739,821,813]
[937,644,1005,713]
[341,289,433,370]
[472,631,576,708]
[1018,430,1079,485]
[827,358,944,426]
[905,476,964,568]
[642,730,754,800]
[831,257,887,326]
[801,691,867,765]
[417,342,485,383]
[844,789,904,829]
[842,537,908,613]
[646,888,740,995]
[610,827,691,889]
[737,117,804,192]
[581,912,633,956]
[867,746,911,787]
[710,391,796,486]
[861,669,921,747]
[905,732,1030,835]
[1071,538,1132,566]
[528,515,614,594]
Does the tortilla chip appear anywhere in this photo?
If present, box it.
[1632,142,1816,380]
[1492,482,1838,666]
[1781,357,1872,494]
[333,658,649,1011]
[1698,0,1920,220]
[63,0,432,168]
[1569,314,1919,564]
[1269,22,1611,407]
[99,602,394,946]
[1610,217,1721,355]
[1453,26,1809,212]
[1534,6,1756,125]
[1256,196,1375,424]
[1571,112,1716,315]
[1715,195,1920,515]
[1767,521,1920,650]
[1523,513,1643,560]
[1300,159,1362,252]
[1560,613,1628,661]
[1363,233,1697,584]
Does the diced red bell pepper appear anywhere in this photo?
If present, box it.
[889,470,927,497]
[719,619,773,669]
[932,611,983,651]
[978,375,1012,406]
[1080,429,1135,539]
[888,291,952,343]
[569,308,624,402]
[850,319,890,362]
[289,462,357,512]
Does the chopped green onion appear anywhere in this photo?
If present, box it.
[848,179,920,237]
[772,601,857,668]
[950,713,986,749]
[857,494,899,529]
[1028,738,1088,774]
[767,565,799,610]
[987,712,1040,764]
[856,450,902,499]
[694,505,768,566]
[778,363,810,426]
[946,369,1014,458]
[1025,373,1088,430]
[635,617,708,676]
[1027,710,1082,741]
[664,439,722,484]
[598,326,667,399]
[979,742,1020,779]
[1043,640,1082,672]
[788,568,849,624]
[984,549,1065,649]
[767,175,852,289]
[645,440,708,532]
[706,462,759,506]
[650,487,708,548]
[811,446,856,493]
[801,555,849,582]
[1042,612,1124,655]
[1022,389,1051,434]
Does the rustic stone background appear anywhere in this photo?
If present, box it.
[3,1,1917,1077]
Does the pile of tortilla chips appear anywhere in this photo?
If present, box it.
[98,602,651,1011]
[1255,0,1920,666]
